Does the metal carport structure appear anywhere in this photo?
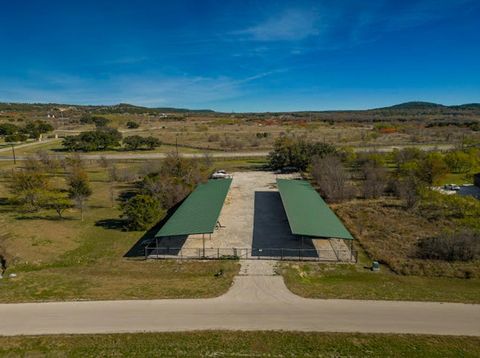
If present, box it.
[152,178,232,256]
[276,179,354,260]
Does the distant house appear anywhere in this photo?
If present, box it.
[474,173,480,188]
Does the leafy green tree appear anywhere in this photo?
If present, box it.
[67,167,92,220]
[415,153,449,185]
[63,128,122,151]
[123,135,144,150]
[40,191,72,219]
[121,195,165,231]
[9,169,50,211]
[144,136,161,150]
[5,133,28,143]
[444,151,475,173]
[268,137,336,171]
[21,121,53,139]
[80,115,110,127]
[0,123,19,136]
[124,135,161,150]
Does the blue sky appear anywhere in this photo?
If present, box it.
[0,0,479,111]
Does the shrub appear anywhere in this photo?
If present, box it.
[80,115,110,127]
[208,134,220,142]
[417,230,480,262]
[121,195,165,231]
[126,121,140,129]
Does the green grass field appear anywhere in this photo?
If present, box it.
[282,246,480,303]
[0,161,239,303]
[0,332,479,357]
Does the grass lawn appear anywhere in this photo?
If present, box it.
[0,332,479,357]
[0,161,239,302]
[282,246,480,303]
[438,172,477,186]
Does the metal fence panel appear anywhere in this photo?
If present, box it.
[145,245,357,263]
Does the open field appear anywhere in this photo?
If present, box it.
[0,331,479,357]
[282,261,480,303]
[281,197,480,303]
[4,103,479,156]
[0,160,239,303]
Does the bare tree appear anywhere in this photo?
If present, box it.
[36,150,60,173]
[202,152,214,169]
[362,163,388,199]
[311,154,355,202]
[395,176,420,209]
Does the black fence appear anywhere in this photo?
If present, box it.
[144,246,357,263]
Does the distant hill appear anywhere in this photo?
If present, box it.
[0,101,478,119]
[453,103,480,110]
[377,101,446,110]
[0,102,215,114]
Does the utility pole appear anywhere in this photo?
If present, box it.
[11,144,16,165]
[175,134,179,156]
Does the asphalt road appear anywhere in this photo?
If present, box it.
[0,262,479,336]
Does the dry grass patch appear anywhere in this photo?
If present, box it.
[334,199,480,278]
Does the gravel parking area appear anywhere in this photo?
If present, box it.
[155,171,349,260]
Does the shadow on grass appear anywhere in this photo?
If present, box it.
[15,215,75,221]
[123,198,186,258]
[95,218,126,230]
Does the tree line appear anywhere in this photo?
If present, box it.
[120,152,212,230]
[0,121,53,142]
[7,153,92,220]
[268,137,480,263]
[62,128,161,152]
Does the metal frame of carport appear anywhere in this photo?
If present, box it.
[151,179,232,258]
[276,179,355,261]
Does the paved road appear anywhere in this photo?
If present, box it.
[0,143,456,161]
[0,151,269,161]
[0,261,479,336]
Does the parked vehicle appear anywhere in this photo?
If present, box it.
[444,184,460,191]
[211,170,232,179]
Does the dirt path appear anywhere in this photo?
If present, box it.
[0,138,61,153]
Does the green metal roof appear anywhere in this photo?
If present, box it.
[155,179,232,237]
[276,179,353,240]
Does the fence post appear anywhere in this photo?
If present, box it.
[217,248,219,259]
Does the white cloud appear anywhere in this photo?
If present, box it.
[0,70,280,108]
[236,9,321,41]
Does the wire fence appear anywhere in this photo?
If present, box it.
[144,246,357,263]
